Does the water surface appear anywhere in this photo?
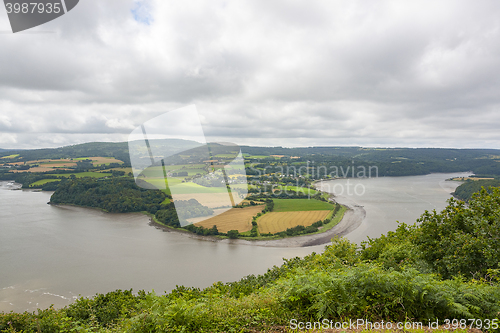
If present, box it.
[317,172,469,244]
[0,173,467,312]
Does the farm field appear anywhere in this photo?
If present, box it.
[72,157,124,166]
[100,167,133,174]
[6,157,124,172]
[272,198,334,212]
[243,155,269,159]
[12,166,71,173]
[38,160,77,166]
[29,179,62,187]
[0,154,19,159]
[257,210,331,234]
[274,185,318,195]
[194,205,265,233]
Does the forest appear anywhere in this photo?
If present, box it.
[49,178,168,214]
[453,179,500,201]
[1,187,499,332]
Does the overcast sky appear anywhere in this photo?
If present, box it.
[1,0,500,149]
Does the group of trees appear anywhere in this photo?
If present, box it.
[173,199,214,219]
[453,178,500,201]
[50,178,168,214]
[183,224,220,236]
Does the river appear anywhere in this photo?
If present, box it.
[0,172,468,312]
[316,172,470,244]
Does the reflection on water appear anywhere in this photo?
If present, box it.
[0,173,467,312]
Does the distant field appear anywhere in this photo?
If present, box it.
[245,155,269,159]
[12,167,72,173]
[100,167,133,174]
[272,198,334,212]
[1,154,19,159]
[72,157,124,166]
[29,179,62,187]
[8,157,123,172]
[39,162,77,167]
[194,205,264,233]
[214,154,238,158]
[274,186,318,195]
[257,210,331,234]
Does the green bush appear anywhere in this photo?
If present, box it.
[275,264,500,321]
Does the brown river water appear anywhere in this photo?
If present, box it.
[0,172,468,312]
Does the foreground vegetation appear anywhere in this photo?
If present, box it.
[2,187,499,332]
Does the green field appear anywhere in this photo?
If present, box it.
[100,167,133,174]
[29,179,62,187]
[39,161,75,165]
[244,155,270,159]
[277,186,318,195]
[272,198,334,212]
[214,154,239,158]
[1,154,19,159]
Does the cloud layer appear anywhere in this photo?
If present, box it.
[1,0,500,148]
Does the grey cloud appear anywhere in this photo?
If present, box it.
[0,0,500,149]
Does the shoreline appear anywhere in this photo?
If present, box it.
[40,181,366,248]
[148,190,365,248]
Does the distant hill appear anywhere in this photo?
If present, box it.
[1,139,202,166]
[1,141,500,176]
[241,146,500,176]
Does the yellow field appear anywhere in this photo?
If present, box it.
[7,157,122,172]
[85,157,123,166]
[257,210,331,234]
[194,205,265,233]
